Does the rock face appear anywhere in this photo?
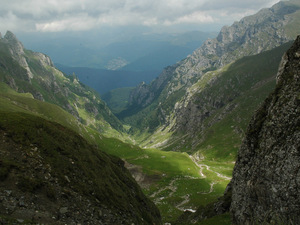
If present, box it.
[230,36,300,224]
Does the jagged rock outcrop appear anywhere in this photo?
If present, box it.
[2,31,33,81]
[190,0,297,69]
[230,35,300,224]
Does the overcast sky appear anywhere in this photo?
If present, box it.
[1,0,280,33]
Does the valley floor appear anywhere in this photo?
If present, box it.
[146,158,234,223]
[100,140,234,223]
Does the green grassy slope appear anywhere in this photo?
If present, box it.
[102,87,135,114]
[0,82,95,142]
[0,33,126,139]
[0,112,161,224]
[99,137,233,223]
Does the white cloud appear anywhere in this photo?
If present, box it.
[0,0,280,32]
[175,12,215,24]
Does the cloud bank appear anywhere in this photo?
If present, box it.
[1,0,280,32]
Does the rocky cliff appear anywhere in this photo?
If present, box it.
[230,35,300,224]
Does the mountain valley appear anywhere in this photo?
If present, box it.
[0,0,300,224]
[119,0,300,154]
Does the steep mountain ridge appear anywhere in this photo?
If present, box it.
[158,41,293,154]
[0,31,125,137]
[120,0,300,152]
[230,34,300,225]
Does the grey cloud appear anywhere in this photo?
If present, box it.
[0,0,280,32]
[201,0,278,10]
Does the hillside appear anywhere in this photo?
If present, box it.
[153,42,293,156]
[102,87,135,114]
[0,31,125,139]
[0,63,231,224]
[0,62,162,223]
[0,111,161,224]
[119,0,300,155]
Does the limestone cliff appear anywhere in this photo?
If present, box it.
[230,35,300,224]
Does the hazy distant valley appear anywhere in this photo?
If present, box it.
[1,0,300,224]
[19,30,216,71]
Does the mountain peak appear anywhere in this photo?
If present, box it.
[4,30,17,40]
[4,31,23,48]
[2,30,25,56]
[1,31,33,80]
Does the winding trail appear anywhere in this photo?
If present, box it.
[176,194,190,211]
[189,155,231,180]
[150,155,232,212]
[207,181,216,194]
[150,178,178,204]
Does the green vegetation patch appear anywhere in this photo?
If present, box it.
[102,87,135,114]
[100,139,232,223]
[196,213,232,225]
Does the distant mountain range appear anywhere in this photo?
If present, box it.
[19,30,216,71]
